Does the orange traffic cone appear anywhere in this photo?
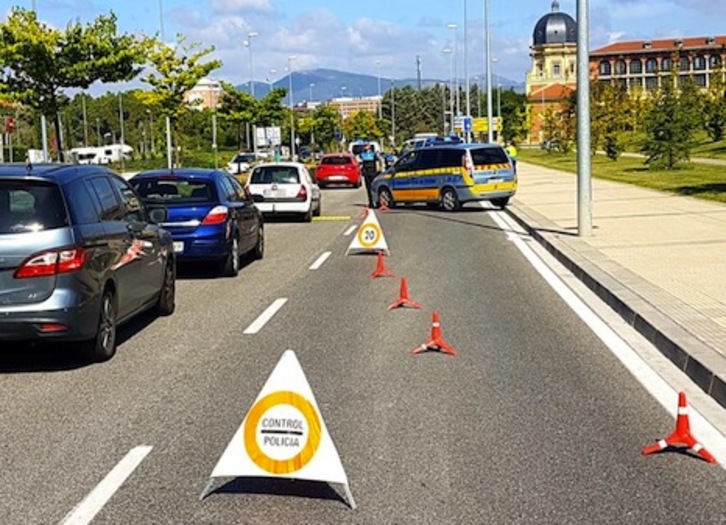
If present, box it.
[642,392,717,464]
[357,206,370,220]
[378,196,390,212]
[371,251,394,279]
[388,277,422,310]
[412,311,458,357]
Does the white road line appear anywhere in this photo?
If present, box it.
[243,298,288,334]
[309,251,332,270]
[343,225,357,236]
[488,209,726,466]
[59,446,152,525]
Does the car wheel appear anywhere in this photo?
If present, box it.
[492,197,510,209]
[82,288,117,362]
[220,236,240,277]
[355,178,362,188]
[441,187,460,212]
[378,187,394,209]
[314,200,321,217]
[155,258,176,316]
[302,207,313,223]
[252,224,264,260]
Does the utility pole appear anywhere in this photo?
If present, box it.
[416,55,422,91]
[577,0,592,236]
[118,93,125,172]
[376,60,382,119]
[484,0,493,143]
[288,55,297,160]
[81,93,89,147]
[464,0,471,142]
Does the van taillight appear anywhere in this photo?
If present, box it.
[14,248,87,279]
[296,186,308,199]
[202,205,228,225]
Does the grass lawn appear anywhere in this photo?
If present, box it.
[518,148,726,204]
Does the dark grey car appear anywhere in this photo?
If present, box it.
[0,164,176,362]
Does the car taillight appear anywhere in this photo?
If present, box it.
[14,248,87,279]
[296,186,308,199]
[202,205,228,225]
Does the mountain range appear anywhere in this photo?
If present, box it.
[235,68,524,103]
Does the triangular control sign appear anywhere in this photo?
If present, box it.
[346,209,390,256]
[201,350,356,509]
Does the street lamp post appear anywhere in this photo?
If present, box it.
[309,83,315,103]
[447,23,459,126]
[576,0,592,236]
[376,60,382,119]
[268,69,277,92]
[246,31,259,98]
[492,57,500,141]
[442,47,454,134]
[474,76,481,118]
[463,0,471,142]
[81,92,89,147]
[118,93,125,172]
[484,0,493,143]
[287,55,296,160]
[391,80,396,147]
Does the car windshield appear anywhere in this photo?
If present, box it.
[249,166,300,184]
[0,180,68,234]
[470,147,510,165]
[131,177,217,203]
[321,156,353,166]
[232,154,255,163]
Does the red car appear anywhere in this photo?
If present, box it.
[315,153,362,188]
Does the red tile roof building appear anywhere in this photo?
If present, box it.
[590,36,726,92]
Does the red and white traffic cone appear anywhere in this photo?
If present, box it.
[642,391,717,464]
[378,196,390,212]
[371,251,394,279]
[412,311,458,357]
[357,206,370,220]
[388,277,422,310]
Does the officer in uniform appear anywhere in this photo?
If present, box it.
[358,143,379,208]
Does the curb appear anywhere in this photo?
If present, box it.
[506,202,726,410]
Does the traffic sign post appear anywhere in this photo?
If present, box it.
[463,116,472,133]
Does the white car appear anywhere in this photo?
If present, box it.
[226,152,256,175]
[246,162,321,222]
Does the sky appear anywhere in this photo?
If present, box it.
[4,0,725,93]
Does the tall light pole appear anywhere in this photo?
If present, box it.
[577,0,592,236]
[118,93,125,172]
[287,55,296,160]
[447,23,459,125]
[442,47,454,133]
[376,60,382,119]
[463,0,471,142]
[474,76,481,117]
[158,0,165,41]
[391,80,396,147]
[268,69,277,92]
[309,83,315,103]
[484,0,493,143]
[246,31,258,97]
[492,57,500,141]
[81,92,89,147]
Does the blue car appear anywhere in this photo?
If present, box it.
[130,169,264,277]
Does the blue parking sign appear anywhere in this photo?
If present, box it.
[463,116,472,133]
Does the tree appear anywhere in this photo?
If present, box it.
[0,8,145,159]
[306,104,343,151]
[703,67,726,142]
[590,81,629,160]
[499,89,528,143]
[217,82,257,150]
[138,35,222,165]
[343,111,381,142]
[641,75,700,169]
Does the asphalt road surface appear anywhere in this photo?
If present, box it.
[1,186,725,524]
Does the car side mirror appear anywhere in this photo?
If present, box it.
[148,207,168,224]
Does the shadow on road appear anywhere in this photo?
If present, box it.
[211,477,348,506]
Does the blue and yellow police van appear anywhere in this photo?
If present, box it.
[370,142,516,211]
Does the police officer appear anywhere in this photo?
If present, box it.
[506,141,518,175]
[358,143,379,208]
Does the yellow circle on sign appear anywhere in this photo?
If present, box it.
[243,391,322,475]
[357,223,382,248]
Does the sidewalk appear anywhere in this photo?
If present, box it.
[507,162,726,409]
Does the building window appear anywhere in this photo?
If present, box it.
[694,74,707,87]
[661,57,672,71]
[615,60,627,75]
[617,78,627,89]
[694,56,706,71]
[645,77,658,91]
[630,77,643,89]
[679,57,690,72]
[710,55,722,69]
[599,60,611,76]
[553,63,561,78]
[630,59,642,74]
[645,58,658,73]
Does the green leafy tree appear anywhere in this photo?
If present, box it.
[590,81,629,160]
[641,75,699,169]
[343,111,381,142]
[703,68,726,141]
[499,89,529,143]
[138,34,222,165]
[0,8,146,159]
[217,82,257,150]
[306,104,343,151]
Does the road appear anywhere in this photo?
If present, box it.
[1,186,725,524]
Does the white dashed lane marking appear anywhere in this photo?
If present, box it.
[343,225,357,236]
[309,251,332,270]
[243,298,288,334]
[60,446,152,525]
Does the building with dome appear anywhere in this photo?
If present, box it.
[525,0,577,144]
[184,77,224,110]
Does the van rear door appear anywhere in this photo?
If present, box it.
[469,146,514,184]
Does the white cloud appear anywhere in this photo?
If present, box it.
[210,0,272,15]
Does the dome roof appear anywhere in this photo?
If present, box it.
[533,1,576,46]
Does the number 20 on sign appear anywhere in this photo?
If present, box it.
[357,224,381,248]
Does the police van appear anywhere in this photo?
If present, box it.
[370,142,516,211]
